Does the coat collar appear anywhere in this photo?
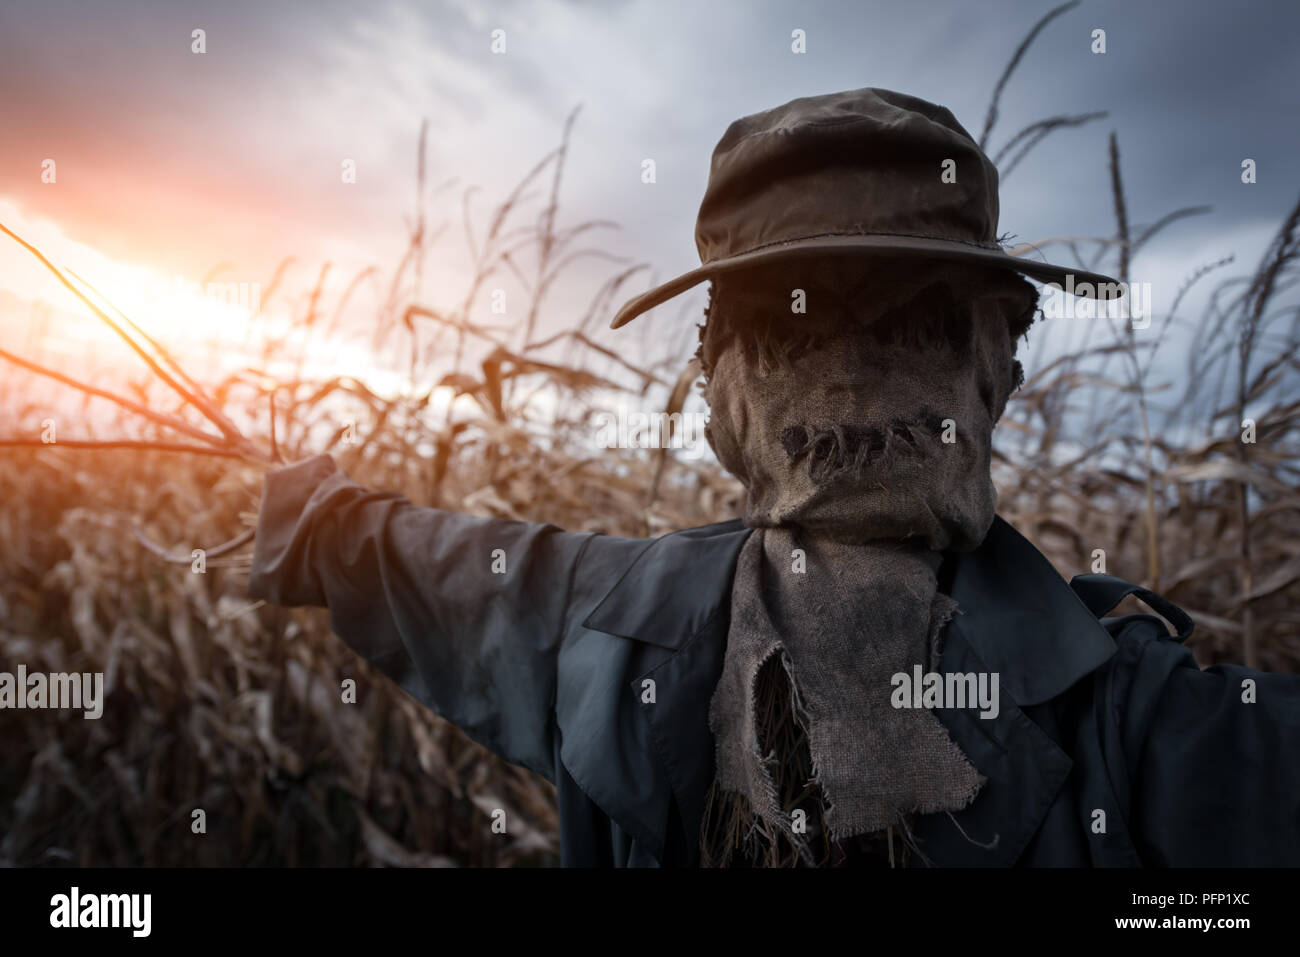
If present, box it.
[581,514,1118,866]
[586,514,1115,703]
[941,515,1118,705]
[583,518,752,648]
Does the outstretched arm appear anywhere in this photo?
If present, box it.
[248,453,595,782]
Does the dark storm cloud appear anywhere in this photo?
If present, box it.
[0,0,1295,357]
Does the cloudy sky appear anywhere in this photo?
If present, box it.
[1,0,1297,412]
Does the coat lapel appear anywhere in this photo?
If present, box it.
[580,518,751,863]
[909,516,1118,865]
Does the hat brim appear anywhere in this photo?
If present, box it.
[609,233,1124,329]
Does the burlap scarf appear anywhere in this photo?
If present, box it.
[699,272,1021,864]
[709,529,980,841]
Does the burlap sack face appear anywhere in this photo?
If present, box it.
[702,273,1020,551]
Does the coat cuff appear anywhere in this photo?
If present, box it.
[248,453,339,604]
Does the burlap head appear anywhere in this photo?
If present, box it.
[699,258,1034,551]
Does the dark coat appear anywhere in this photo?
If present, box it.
[248,454,1300,867]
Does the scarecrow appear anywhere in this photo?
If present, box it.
[247,89,1300,867]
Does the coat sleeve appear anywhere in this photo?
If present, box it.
[1111,619,1300,866]
[246,453,596,782]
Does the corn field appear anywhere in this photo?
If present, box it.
[0,4,1296,866]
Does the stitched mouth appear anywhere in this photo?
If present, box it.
[780,406,947,482]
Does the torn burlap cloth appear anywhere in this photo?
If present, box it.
[707,530,980,853]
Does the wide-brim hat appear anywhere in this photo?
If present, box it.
[610,87,1122,330]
